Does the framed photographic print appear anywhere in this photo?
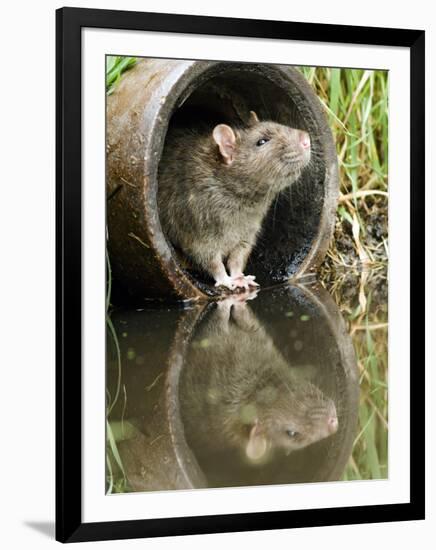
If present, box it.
[56,7,425,543]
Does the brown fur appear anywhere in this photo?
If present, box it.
[157,115,311,289]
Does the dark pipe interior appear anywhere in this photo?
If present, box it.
[158,69,326,292]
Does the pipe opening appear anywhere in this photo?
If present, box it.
[158,66,327,295]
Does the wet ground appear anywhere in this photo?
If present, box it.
[106,269,388,493]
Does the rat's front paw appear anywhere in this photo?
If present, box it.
[231,274,259,290]
[231,275,259,290]
[231,275,250,290]
[214,275,236,291]
[244,275,260,287]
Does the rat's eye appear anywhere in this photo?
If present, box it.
[256,138,269,147]
[286,429,299,438]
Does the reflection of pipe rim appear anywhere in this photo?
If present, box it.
[165,283,359,487]
[293,282,359,481]
[107,59,339,301]
[164,304,210,489]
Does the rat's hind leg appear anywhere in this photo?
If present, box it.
[227,243,259,290]
[203,253,235,291]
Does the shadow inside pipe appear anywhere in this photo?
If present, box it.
[107,282,359,493]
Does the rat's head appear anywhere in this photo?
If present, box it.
[212,111,311,196]
[245,382,338,462]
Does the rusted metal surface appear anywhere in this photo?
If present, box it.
[107,59,339,302]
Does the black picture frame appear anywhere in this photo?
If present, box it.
[56,6,425,543]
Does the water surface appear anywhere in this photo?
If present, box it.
[107,274,387,493]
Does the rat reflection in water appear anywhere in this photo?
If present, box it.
[108,283,359,492]
[180,295,339,467]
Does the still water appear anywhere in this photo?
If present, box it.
[107,276,387,493]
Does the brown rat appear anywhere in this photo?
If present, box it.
[158,112,311,291]
[180,297,338,463]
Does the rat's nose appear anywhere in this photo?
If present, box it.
[299,131,311,150]
[327,415,338,434]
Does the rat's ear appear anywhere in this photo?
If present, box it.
[248,111,260,125]
[246,422,268,461]
[213,124,236,165]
